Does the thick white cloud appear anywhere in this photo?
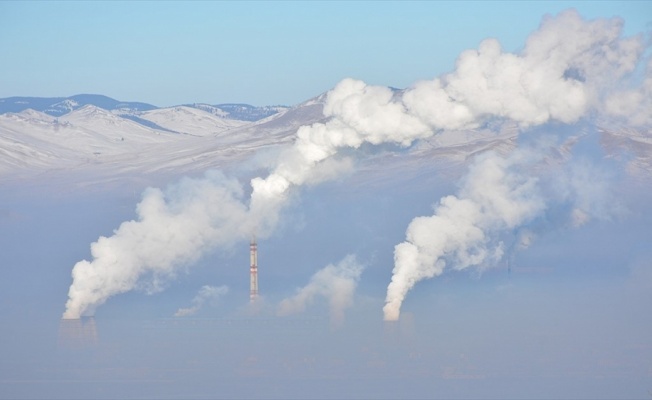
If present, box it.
[64,172,267,319]
[253,10,645,208]
[384,151,546,321]
[604,58,652,126]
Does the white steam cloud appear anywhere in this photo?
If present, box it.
[251,9,644,203]
[64,171,278,319]
[384,150,547,321]
[277,255,363,326]
[604,58,652,126]
[383,144,624,321]
[63,10,649,319]
[174,285,229,317]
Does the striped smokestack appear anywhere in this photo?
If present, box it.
[250,236,258,303]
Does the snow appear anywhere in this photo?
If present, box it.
[188,103,230,118]
[600,126,652,175]
[0,107,184,176]
[44,98,79,114]
[137,106,249,137]
[1,100,651,189]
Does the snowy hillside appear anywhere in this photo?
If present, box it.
[187,103,288,121]
[0,95,286,122]
[0,106,184,178]
[0,94,157,116]
[600,126,652,176]
[1,90,650,190]
[0,98,310,183]
[136,106,249,137]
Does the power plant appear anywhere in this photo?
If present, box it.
[249,236,258,303]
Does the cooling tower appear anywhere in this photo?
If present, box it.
[383,312,415,343]
[383,319,399,338]
[58,316,99,348]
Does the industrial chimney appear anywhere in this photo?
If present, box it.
[58,316,99,348]
[250,236,258,303]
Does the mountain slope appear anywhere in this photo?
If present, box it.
[0,95,287,123]
[137,106,249,137]
[0,106,184,176]
[0,94,157,117]
[1,93,650,190]
[186,103,288,122]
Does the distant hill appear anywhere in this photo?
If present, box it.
[186,103,287,122]
[0,95,287,122]
[0,95,324,179]
[0,94,157,116]
[1,91,649,190]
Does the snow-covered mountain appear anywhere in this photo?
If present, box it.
[600,125,652,176]
[0,94,157,116]
[0,95,320,183]
[0,95,287,121]
[186,103,287,122]
[1,92,650,189]
[0,106,183,177]
[136,106,249,137]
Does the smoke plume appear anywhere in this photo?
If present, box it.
[63,171,278,319]
[604,58,652,126]
[277,255,363,326]
[384,150,548,321]
[383,140,626,321]
[251,9,644,203]
[174,285,229,317]
[63,9,648,318]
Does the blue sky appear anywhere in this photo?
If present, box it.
[1,1,650,106]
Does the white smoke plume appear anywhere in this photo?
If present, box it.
[384,150,547,321]
[63,171,279,319]
[604,58,652,126]
[553,156,624,227]
[174,285,229,317]
[63,10,648,319]
[383,142,628,321]
[277,255,364,326]
[251,9,645,202]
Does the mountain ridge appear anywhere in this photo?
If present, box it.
[0,94,287,122]
[0,92,650,192]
